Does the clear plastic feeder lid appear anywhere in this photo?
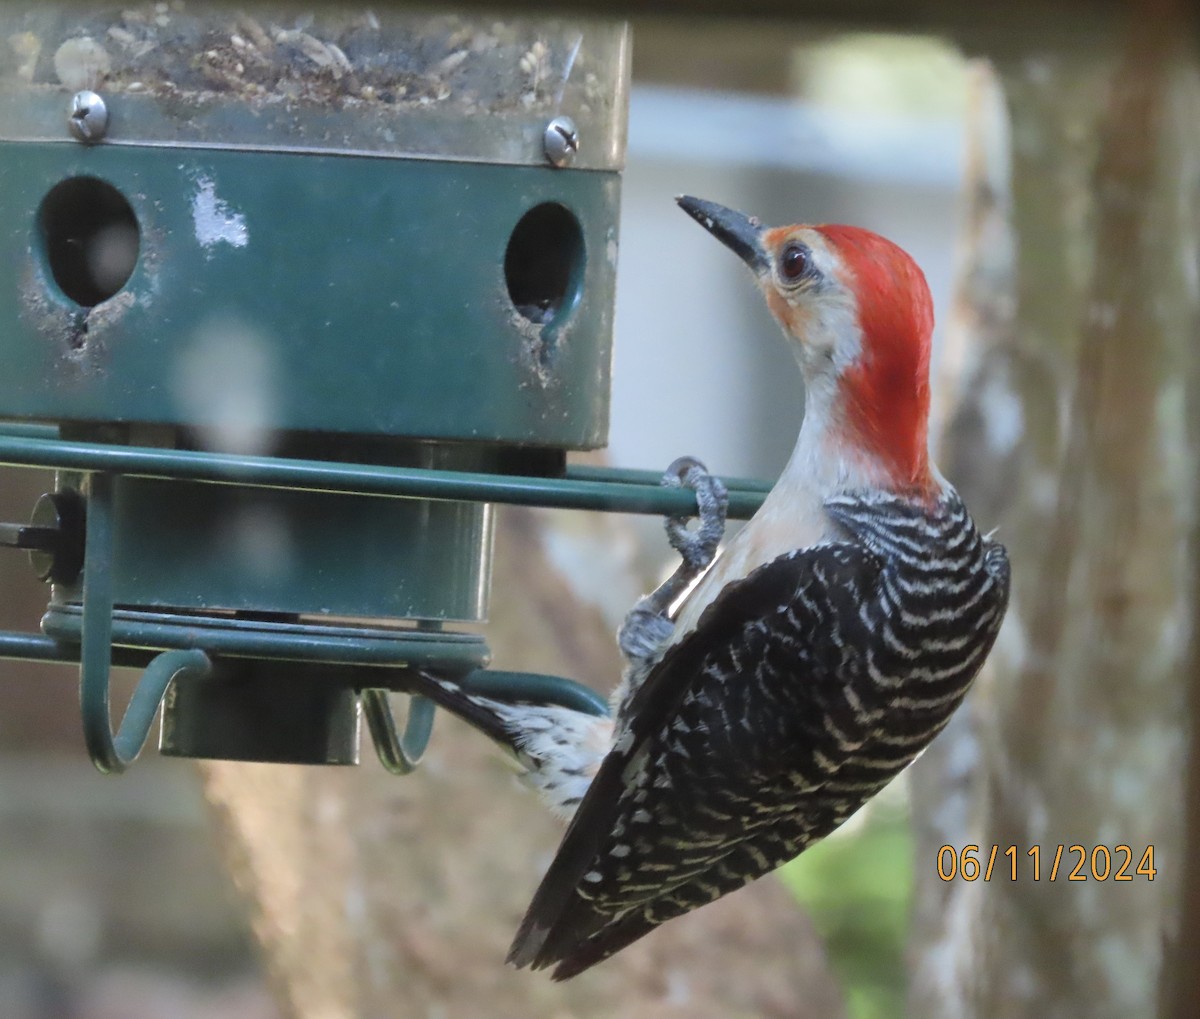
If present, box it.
[0,4,629,168]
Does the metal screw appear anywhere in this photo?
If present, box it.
[68,90,108,143]
[543,115,579,168]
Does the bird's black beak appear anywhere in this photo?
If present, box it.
[676,196,769,274]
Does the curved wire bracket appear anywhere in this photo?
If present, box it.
[460,669,610,717]
[362,690,437,775]
[79,472,213,774]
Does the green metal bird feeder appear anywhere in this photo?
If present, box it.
[0,3,766,775]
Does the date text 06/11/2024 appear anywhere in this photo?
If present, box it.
[937,845,1157,882]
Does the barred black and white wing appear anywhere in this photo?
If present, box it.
[507,539,884,976]
[507,486,1009,980]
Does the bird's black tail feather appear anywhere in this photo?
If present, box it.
[549,910,659,980]
[397,671,522,753]
[506,894,658,980]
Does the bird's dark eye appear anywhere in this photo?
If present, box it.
[779,243,810,282]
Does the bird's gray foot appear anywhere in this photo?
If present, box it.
[617,457,728,668]
[618,604,675,665]
[663,456,728,574]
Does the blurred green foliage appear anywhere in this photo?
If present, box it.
[778,796,913,1019]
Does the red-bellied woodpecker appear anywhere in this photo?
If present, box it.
[414,196,1009,979]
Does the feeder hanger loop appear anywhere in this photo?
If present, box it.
[79,473,213,774]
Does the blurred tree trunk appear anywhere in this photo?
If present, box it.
[911,5,1199,1017]
[200,503,847,1019]
[1171,17,1200,1019]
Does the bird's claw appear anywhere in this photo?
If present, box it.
[662,456,728,572]
[618,604,675,664]
[617,458,727,670]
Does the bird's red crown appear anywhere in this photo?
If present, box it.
[818,225,934,495]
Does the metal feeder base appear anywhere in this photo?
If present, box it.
[160,659,361,765]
